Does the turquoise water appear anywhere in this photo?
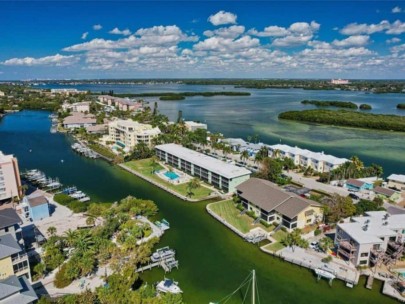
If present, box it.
[164,171,180,180]
[42,83,405,176]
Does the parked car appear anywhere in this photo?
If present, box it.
[349,193,360,200]
[310,241,319,249]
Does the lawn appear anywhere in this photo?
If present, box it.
[262,242,285,253]
[272,230,288,242]
[124,158,213,200]
[209,200,275,234]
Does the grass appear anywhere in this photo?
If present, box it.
[124,158,213,200]
[209,200,275,234]
[263,242,285,252]
[88,143,116,159]
[272,230,288,242]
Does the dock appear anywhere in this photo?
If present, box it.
[366,275,374,289]
[137,246,179,273]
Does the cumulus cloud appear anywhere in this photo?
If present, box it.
[332,35,370,47]
[203,25,245,39]
[2,54,78,66]
[93,24,102,30]
[248,26,290,37]
[340,20,405,35]
[109,27,132,36]
[81,32,88,40]
[392,6,402,13]
[386,37,401,44]
[208,11,237,26]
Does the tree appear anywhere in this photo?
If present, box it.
[350,156,364,171]
[318,236,334,252]
[153,101,158,116]
[186,178,201,197]
[240,150,249,164]
[323,194,355,223]
[86,216,96,227]
[258,158,283,182]
[221,145,232,158]
[149,156,159,173]
[47,226,57,237]
[355,199,385,215]
[272,149,281,159]
[282,157,295,171]
[33,262,46,279]
[282,229,305,252]
[64,229,77,248]
[177,110,183,123]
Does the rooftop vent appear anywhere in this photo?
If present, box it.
[362,225,368,231]
[383,221,389,226]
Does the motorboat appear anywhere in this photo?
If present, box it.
[151,246,175,262]
[156,278,182,294]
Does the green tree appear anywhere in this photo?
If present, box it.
[47,226,57,237]
[186,178,201,197]
[323,194,355,223]
[318,236,334,252]
[240,150,249,164]
[258,158,283,182]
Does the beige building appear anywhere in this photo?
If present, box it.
[236,178,323,231]
[0,152,22,201]
[62,112,97,129]
[98,95,142,111]
[107,119,161,152]
[62,101,91,113]
[387,174,405,191]
[0,91,5,97]
[184,121,207,131]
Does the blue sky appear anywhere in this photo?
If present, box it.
[0,1,405,79]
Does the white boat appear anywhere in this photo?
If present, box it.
[70,191,86,199]
[314,267,336,280]
[156,279,182,294]
[151,247,175,262]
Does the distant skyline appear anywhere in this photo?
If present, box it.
[1,1,405,80]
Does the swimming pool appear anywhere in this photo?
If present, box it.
[164,171,180,180]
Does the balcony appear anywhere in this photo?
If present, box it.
[11,252,28,264]
[339,241,356,252]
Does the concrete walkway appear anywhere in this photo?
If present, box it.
[136,216,163,245]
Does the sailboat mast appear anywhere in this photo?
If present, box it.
[252,270,255,304]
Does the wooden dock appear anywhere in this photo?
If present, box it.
[366,275,374,289]
[136,258,179,274]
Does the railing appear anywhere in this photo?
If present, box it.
[12,253,28,264]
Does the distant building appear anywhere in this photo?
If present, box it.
[0,275,38,303]
[0,234,30,281]
[50,88,86,95]
[107,119,161,152]
[62,101,91,113]
[0,208,23,242]
[85,124,107,134]
[268,144,348,173]
[0,91,5,97]
[236,178,323,231]
[98,95,142,111]
[184,121,207,132]
[387,174,405,191]
[62,112,97,129]
[335,211,405,267]
[331,79,350,85]
[0,152,22,201]
[155,143,251,193]
[374,186,401,202]
[21,190,50,222]
[345,179,374,191]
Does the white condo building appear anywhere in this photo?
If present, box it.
[335,211,405,266]
[331,79,350,85]
[0,152,22,201]
[107,119,161,152]
[155,143,251,193]
[268,144,348,173]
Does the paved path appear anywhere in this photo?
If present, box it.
[284,171,349,196]
[136,216,163,245]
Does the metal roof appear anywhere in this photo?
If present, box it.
[0,208,21,230]
[0,233,22,259]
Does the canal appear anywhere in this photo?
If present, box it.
[0,110,395,303]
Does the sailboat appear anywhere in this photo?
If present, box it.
[209,269,259,304]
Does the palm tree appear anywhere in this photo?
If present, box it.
[149,156,159,174]
[272,149,281,159]
[319,236,334,253]
[186,178,201,197]
[240,150,249,164]
[47,226,57,237]
[350,156,364,172]
[64,229,77,248]
[74,231,95,255]
[86,216,96,227]
[222,145,232,159]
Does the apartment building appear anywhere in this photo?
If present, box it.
[0,152,22,202]
[0,275,37,303]
[107,119,161,152]
[62,101,91,113]
[62,112,97,129]
[155,143,251,193]
[98,95,142,111]
[268,144,348,173]
[335,211,405,266]
[184,121,207,131]
[387,174,405,191]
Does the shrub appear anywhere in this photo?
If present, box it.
[321,256,333,263]
[359,104,372,110]
[246,210,256,219]
[54,264,74,288]
[236,203,244,211]
[280,226,287,232]
[69,200,88,213]
[54,193,74,206]
[314,229,322,236]
[260,219,272,228]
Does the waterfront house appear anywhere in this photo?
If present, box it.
[267,144,348,173]
[21,190,50,222]
[0,151,22,202]
[62,112,97,129]
[387,174,405,191]
[50,88,86,95]
[345,179,374,191]
[235,178,323,230]
[0,208,23,242]
[106,119,161,152]
[0,275,37,303]
[335,211,405,267]
[0,234,30,281]
[155,143,251,193]
[374,186,401,202]
[184,121,207,131]
[85,124,107,134]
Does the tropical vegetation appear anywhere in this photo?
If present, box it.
[301,100,358,109]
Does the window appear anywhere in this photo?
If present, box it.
[306,219,312,223]
[360,252,368,257]
[4,227,8,233]
[291,223,297,229]
[359,260,368,265]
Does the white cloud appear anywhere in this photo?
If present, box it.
[2,54,78,66]
[203,25,245,39]
[93,24,102,31]
[194,35,260,52]
[392,6,402,13]
[387,37,401,44]
[248,26,290,37]
[390,43,405,54]
[332,35,370,47]
[272,35,313,47]
[208,11,237,26]
[81,32,88,40]
[340,20,405,35]
[109,27,132,36]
